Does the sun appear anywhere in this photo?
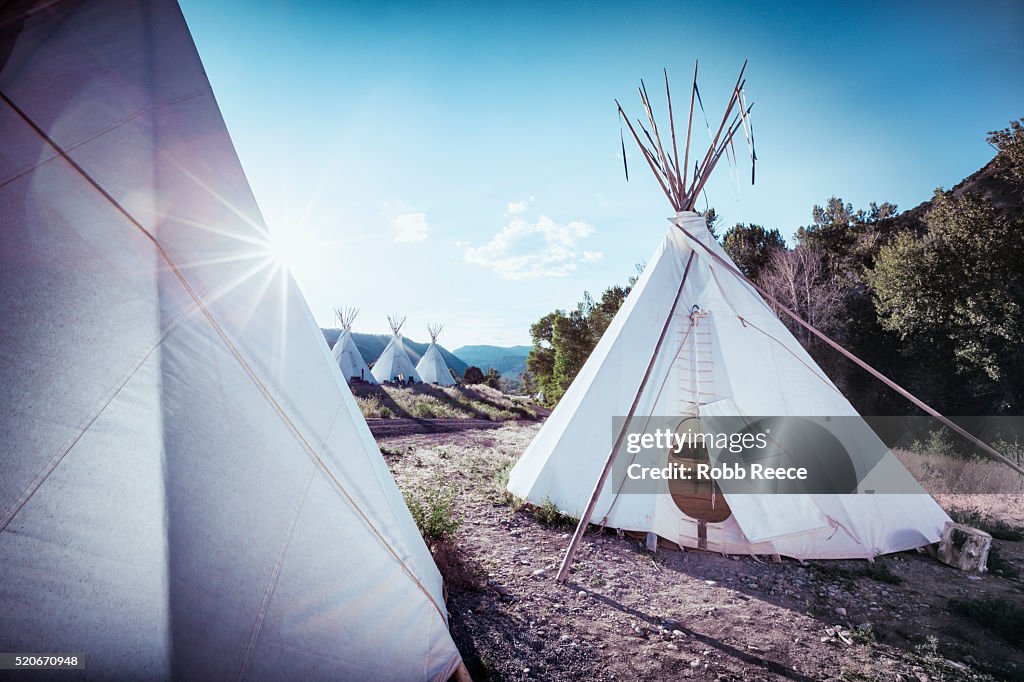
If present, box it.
[267,225,324,276]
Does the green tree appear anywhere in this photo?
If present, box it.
[550,307,592,402]
[704,207,720,239]
[484,368,502,390]
[526,311,562,401]
[865,190,1024,411]
[463,366,485,384]
[526,279,635,405]
[987,118,1024,182]
[795,196,897,277]
[519,370,538,396]
[588,285,630,344]
[722,223,786,278]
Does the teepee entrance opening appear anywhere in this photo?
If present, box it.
[667,417,732,523]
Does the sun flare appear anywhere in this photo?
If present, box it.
[267,225,324,276]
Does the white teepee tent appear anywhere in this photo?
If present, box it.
[372,315,423,384]
[417,324,457,386]
[0,2,461,679]
[333,307,376,384]
[508,65,950,564]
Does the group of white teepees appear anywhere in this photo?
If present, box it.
[332,310,457,386]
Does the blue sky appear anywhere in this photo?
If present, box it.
[179,0,1023,348]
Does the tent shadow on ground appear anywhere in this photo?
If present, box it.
[447,385,537,420]
[563,580,821,682]
[412,384,493,420]
[355,383,413,418]
[578,529,1022,678]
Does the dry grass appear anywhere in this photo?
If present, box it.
[894,447,1024,496]
[892,447,1024,530]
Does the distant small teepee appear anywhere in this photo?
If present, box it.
[416,324,456,386]
[332,307,376,384]
[371,315,423,384]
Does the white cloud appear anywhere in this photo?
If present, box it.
[391,212,429,242]
[505,196,535,216]
[464,215,602,280]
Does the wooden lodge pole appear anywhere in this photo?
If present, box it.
[555,251,697,582]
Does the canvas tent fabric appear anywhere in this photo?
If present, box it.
[0,1,461,679]
[507,212,951,560]
[333,328,376,384]
[372,328,423,384]
[417,328,456,386]
[417,343,456,385]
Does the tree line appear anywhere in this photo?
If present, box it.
[526,119,1024,416]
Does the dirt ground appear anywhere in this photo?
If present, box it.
[381,422,1024,682]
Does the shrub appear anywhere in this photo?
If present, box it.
[532,496,578,528]
[413,401,437,419]
[379,406,392,419]
[850,623,877,645]
[910,428,959,459]
[948,507,1024,541]
[463,366,485,384]
[404,484,460,543]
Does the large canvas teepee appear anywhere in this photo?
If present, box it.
[417,324,457,386]
[0,2,461,679]
[333,307,376,384]
[372,315,423,384]
[508,64,950,564]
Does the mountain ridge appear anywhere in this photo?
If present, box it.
[453,344,530,380]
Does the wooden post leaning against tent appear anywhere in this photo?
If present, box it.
[555,251,696,583]
[556,63,755,583]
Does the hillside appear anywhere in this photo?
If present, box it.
[882,155,1024,234]
[452,344,530,379]
[321,329,468,377]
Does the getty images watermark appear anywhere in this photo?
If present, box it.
[610,415,1024,495]
[623,427,810,483]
